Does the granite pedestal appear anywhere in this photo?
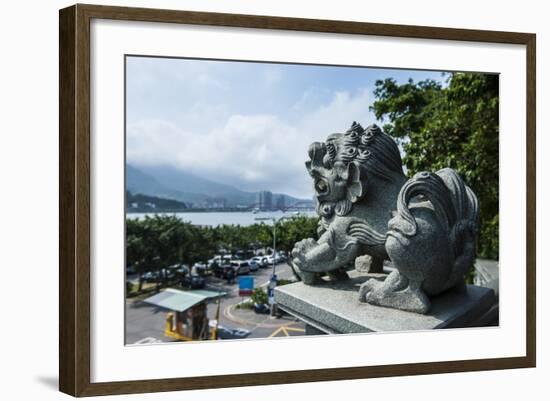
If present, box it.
[275,272,497,334]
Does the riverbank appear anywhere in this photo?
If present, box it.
[127,210,317,226]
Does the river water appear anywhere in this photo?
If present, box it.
[126,210,317,227]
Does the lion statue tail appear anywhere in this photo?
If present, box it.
[436,168,479,290]
[392,168,479,291]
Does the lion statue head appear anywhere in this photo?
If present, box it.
[306,122,404,219]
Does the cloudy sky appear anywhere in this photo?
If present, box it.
[126,56,446,199]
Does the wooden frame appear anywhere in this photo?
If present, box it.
[59,3,536,397]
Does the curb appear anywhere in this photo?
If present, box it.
[223,304,297,329]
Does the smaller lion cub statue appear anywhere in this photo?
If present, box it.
[291,122,479,314]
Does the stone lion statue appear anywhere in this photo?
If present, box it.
[291,122,479,314]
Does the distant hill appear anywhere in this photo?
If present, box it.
[126,191,187,212]
[126,164,169,195]
[143,164,246,197]
[126,164,206,205]
[140,164,255,206]
[126,163,313,209]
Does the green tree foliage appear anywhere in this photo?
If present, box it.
[126,215,320,292]
[213,223,273,255]
[275,216,319,253]
[371,73,499,259]
[127,215,217,289]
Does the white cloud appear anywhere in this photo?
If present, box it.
[127,88,376,198]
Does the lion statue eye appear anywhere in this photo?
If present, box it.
[315,180,328,193]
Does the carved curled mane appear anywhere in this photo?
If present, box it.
[319,123,403,183]
[307,122,405,217]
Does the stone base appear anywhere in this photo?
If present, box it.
[274,272,497,334]
[474,259,499,296]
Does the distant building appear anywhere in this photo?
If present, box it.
[257,190,273,211]
[208,197,227,209]
[275,195,286,210]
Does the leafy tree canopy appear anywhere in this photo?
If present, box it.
[126,215,319,280]
[371,73,499,259]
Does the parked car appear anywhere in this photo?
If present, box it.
[250,256,268,268]
[231,261,250,275]
[212,264,223,278]
[276,252,288,263]
[208,255,232,268]
[141,268,176,283]
[192,262,208,276]
[253,303,270,314]
[175,264,190,276]
[214,263,235,280]
[224,265,236,284]
[182,274,205,289]
[248,259,259,272]
[209,323,251,339]
[141,271,156,283]
[231,328,251,337]
[266,252,287,265]
[164,268,176,280]
[235,249,255,260]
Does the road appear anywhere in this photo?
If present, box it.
[125,262,306,344]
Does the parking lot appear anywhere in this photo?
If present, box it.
[125,262,306,344]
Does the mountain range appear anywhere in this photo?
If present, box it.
[126,163,312,208]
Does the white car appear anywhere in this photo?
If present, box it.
[268,252,287,264]
[251,256,269,268]
[208,255,231,267]
[275,252,288,263]
[248,259,259,272]
[230,261,250,275]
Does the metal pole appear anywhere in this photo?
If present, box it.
[212,294,221,340]
[254,215,282,317]
[272,218,276,276]
[270,217,279,317]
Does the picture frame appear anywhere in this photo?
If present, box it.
[59,3,536,397]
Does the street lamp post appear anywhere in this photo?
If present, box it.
[272,219,277,277]
[254,215,291,316]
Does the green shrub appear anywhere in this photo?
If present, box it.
[236,301,254,310]
[250,287,268,305]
